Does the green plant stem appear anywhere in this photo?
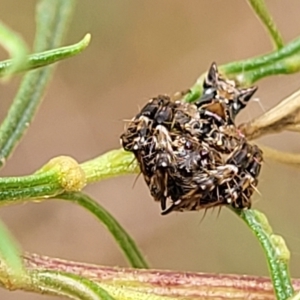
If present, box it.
[221,40,300,74]
[0,34,90,77]
[81,149,138,183]
[233,209,294,300]
[0,150,295,299]
[0,170,59,189]
[0,2,296,297]
[0,220,29,288]
[0,0,76,168]
[0,150,137,203]
[0,155,147,268]
[247,0,284,49]
[31,270,116,300]
[225,54,300,86]
[58,192,149,269]
[0,156,84,202]
[24,252,300,300]
[184,36,300,103]
[0,184,64,204]
[0,21,28,77]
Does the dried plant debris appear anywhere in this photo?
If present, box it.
[121,63,263,215]
[240,88,300,140]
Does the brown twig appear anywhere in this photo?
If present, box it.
[239,89,300,141]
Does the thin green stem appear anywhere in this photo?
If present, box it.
[221,37,300,74]
[233,209,294,300]
[0,20,28,78]
[247,0,284,49]
[0,184,64,204]
[0,220,29,288]
[0,34,90,77]
[0,156,147,268]
[0,169,58,189]
[31,270,116,300]
[81,149,139,184]
[0,150,136,205]
[184,36,300,103]
[34,0,75,50]
[231,55,300,86]
[0,156,85,204]
[0,0,76,168]
[58,192,149,269]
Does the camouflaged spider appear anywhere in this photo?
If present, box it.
[120,63,263,215]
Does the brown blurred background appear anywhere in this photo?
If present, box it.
[0,1,300,299]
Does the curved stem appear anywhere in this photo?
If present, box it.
[31,270,116,300]
[0,150,295,298]
[247,0,284,49]
[0,0,76,168]
[184,36,300,103]
[0,164,148,268]
[56,192,149,269]
[0,220,29,288]
[232,209,294,300]
[0,34,90,77]
[0,21,28,78]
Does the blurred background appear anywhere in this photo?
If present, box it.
[0,1,300,299]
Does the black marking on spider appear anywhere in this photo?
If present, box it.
[120,62,263,215]
[197,62,257,123]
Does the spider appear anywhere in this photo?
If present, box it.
[120,63,263,215]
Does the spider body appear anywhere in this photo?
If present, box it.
[120,63,263,214]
